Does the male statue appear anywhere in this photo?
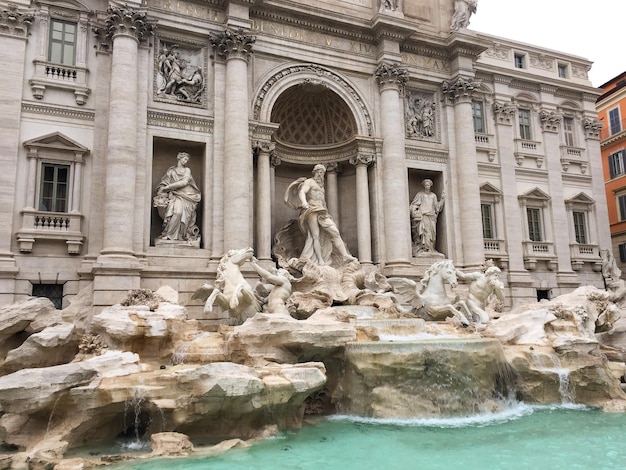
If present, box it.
[410,178,445,255]
[284,164,355,266]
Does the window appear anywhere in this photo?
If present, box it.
[39,163,69,212]
[619,194,626,221]
[49,19,76,66]
[558,64,567,78]
[572,211,587,244]
[527,207,542,241]
[514,54,525,69]
[472,101,485,133]
[563,117,575,147]
[609,108,621,135]
[609,151,626,178]
[519,109,532,140]
[32,283,64,309]
[481,203,495,239]
[619,244,626,262]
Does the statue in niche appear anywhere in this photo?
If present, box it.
[410,179,445,256]
[280,164,355,266]
[156,43,205,103]
[405,93,436,139]
[153,152,201,245]
[450,0,477,31]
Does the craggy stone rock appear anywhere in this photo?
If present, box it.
[225,309,357,365]
[150,432,194,456]
[3,323,77,373]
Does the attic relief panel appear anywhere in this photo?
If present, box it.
[404,91,438,141]
[155,38,206,106]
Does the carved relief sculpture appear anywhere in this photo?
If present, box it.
[410,179,445,256]
[153,152,201,246]
[156,40,205,104]
[450,0,477,32]
[405,92,437,139]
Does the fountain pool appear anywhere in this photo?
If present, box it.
[109,405,626,470]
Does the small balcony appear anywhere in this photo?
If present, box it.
[569,243,602,271]
[483,239,509,269]
[16,210,83,254]
[514,139,544,168]
[29,60,90,105]
[559,146,588,173]
[522,240,557,270]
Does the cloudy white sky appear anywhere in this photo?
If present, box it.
[469,0,625,87]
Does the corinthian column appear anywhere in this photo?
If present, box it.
[349,154,375,264]
[326,163,341,224]
[443,76,484,268]
[212,29,255,251]
[100,5,155,260]
[375,63,411,267]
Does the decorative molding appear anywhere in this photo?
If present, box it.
[529,53,553,71]
[21,102,95,121]
[270,154,282,168]
[211,29,255,62]
[404,90,439,141]
[404,146,448,164]
[0,4,34,38]
[147,110,213,133]
[375,62,408,91]
[482,43,510,61]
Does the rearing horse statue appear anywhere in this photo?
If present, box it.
[388,259,470,325]
[192,247,259,323]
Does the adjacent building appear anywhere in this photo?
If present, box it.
[0,0,609,316]
[597,72,626,275]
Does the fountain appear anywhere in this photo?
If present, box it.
[0,171,626,469]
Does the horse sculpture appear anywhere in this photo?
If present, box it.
[192,247,259,323]
[388,259,470,325]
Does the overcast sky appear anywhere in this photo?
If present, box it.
[469,0,625,87]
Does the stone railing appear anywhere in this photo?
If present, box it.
[522,240,556,270]
[559,145,588,173]
[29,60,90,105]
[474,134,490,145]
[569,243,602,271]
[16,210,83,254]
[514,139,544,168]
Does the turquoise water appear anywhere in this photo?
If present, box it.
[113,405,626,470]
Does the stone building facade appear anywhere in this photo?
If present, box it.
[0,0,609,314]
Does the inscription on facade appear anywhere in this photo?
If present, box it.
[141,0,223,22]
[251,19,375,55]
[402,52,449,72]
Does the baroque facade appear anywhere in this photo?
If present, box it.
[0,0,609,314]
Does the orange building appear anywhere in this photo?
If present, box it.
[598,72,626,274]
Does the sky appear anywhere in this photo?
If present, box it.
[468,0,626,87]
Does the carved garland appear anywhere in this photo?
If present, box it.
[253,64,374,137]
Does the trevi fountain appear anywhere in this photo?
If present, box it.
[1,159,626,470]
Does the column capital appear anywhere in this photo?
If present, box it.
[0,4,34,38]
[270,154,282,168]
[104,5,156,43]
[493,101,516,126]
[583,117,602,140]
[212,29,255,62]
[375,62,408,91]
[349,154,376,167]
[326,162,343,174]
[539,109,563,133]
[253,140,275,156]
[442,76,479,104]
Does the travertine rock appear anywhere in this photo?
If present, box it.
[150,432,193,456]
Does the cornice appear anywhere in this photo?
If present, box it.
[21,102,95,121]
[404,145,448,164]
[401,41,449,61]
